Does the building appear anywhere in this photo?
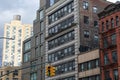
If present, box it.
[22,0,110,80]
[78,49,100,80]
[98,3,120,80]
[0,66,21,80]
[45,0,110,80]
[2,15,33,67]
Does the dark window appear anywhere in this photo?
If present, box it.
[48,45,75,62]
[83,1,89,10]
[30,72,37,80]
[55,60,75,75]
[48,31,74,50]
[111,18,114,28]
[106,20,109,30]
[84,30,89,38]
[103,37,108,48]
[105,71,110,79]
[113,69,118,80]
[35,36,39,46]
[48,1,74,24]
[35,47,39,57]
[102,22,104,32]
[84,16,89,24]
[48,16,74,36]
[31,61,37,72]
[111,34,116,45]
[40,21,44,31]
[23,52,30,62]
[78,59,99,72]
[104,53,109,65]
[112,51,117,63]
[94,21,98,27]
[116,16,119,26]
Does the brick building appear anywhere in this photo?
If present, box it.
[98,3,120,80]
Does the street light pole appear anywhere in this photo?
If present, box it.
[0,37,14,40]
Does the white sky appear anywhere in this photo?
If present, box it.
[107,0,120,2]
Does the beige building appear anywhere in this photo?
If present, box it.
[78,49,100,80]
[0,66,21,80]
[2,15,33,67]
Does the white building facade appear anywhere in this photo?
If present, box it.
[2,15,33,66]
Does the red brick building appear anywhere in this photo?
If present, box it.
[98,3,120,80]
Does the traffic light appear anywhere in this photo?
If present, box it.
[46,66,51,76]
[46,65,55,77]
[50,66,55,76]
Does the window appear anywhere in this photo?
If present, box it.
[30,72,37,80]
[102,22,104,32]
[35,47,39,57]
[24,41,31,51]
[105,71,110,79]
[40,10,44,20]
[113,69,118,80]
[83,1,89,10]
[23,52,30,62]
[94,35,98,41]
[103,37,108,48]
[116,16,119,26]
[94,21,98,27]
[35,36,39,46]
[104,53,109,65]
[84,16,89,24]
[48,1,74,24]
[48,30,74,50]
[40,34,44,44]
[55,60,75,75]
[48,45,75,62]
[78,59,99,72]
[112,51,117,63]
[84,30,89,38]
[106,20,109,30]
[48,16,74,36]
[50,0,55,6]
[111,18,114,28]
[93,6,98,13]
[40,21,44,31]
[111,34,116,45]
[31,61,37,72]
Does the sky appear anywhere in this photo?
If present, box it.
[0,0,39,48]
[0,0,119,57]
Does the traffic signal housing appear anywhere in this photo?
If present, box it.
[50,66,55,76]
[46,65,55,77]
[46,66,51,76]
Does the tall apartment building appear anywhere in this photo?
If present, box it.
[98,3,120,80]
[22,0,110,80]
[2,15,33,67]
